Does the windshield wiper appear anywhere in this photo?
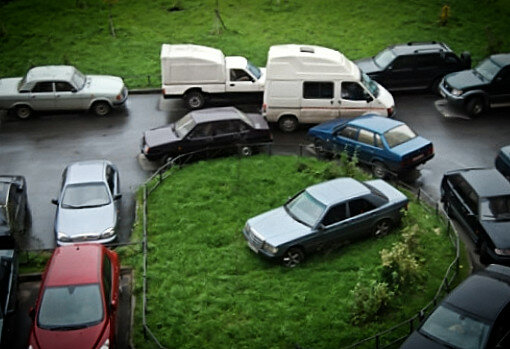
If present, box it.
[473,69,486,81]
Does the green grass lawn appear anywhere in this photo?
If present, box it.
[1,0,509,88]
[121,155,469,348]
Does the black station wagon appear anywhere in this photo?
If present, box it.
[441,168,510,265]
[142,107,272,162]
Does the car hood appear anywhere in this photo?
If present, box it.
[247,206,311,246]
[400,330,449,349]
[480,220,510,249]
[391,136,432,156]
[444,70,486,90]
[308,118,347,136]
[32,322,108,349]
[85,75,124,94]
[355,57,381,75]
[56,204,116,237]
[144,125,181,148]
[0,77,23,94]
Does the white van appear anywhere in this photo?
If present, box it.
[263,45,395,132]
[161,44,265,109]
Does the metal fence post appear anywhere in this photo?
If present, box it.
[147,75,151,86]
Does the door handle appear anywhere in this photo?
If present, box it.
[330,100,333,105]
[230,83,235,86]
[337,100,341,104]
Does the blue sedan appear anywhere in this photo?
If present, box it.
[242,177,408,267]
[308,114,434,178]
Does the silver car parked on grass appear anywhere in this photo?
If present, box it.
[52,160,121,246]
[0,65,128,119]
[243,177,408,267]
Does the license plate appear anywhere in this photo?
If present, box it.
[413,154,424,162]
[248,242,259,253]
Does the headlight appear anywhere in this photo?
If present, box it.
[143,144,150,154]
[451,89,463,96]
[494,248,510,256]
[101,227,115,239]
[99,339,110,349]
[57,232,72,242]
[244,223,251,235]
[262,242,278,255]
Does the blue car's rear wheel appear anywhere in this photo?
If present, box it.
[373,219,392,238]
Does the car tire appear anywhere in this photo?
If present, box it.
[372,161,387,179]
[92,101,112,116]
[282,247,305,268]
[430,78,442,95]
[314,138,330,159]
[239,145,253,157]
[278,115,299,133]
[15,105,32,120]
[466,97,484,117]
[373,219,392,238]
[185,91,205,110]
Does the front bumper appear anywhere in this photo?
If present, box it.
[56,233,117,246]
[242,229,277,259]
[439,81,465,108]
[113,86,129,106]
[484,245,510,266]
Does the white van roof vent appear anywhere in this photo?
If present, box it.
[300,46,315,54]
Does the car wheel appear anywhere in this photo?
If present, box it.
[373,219,392,238]
[239,145,253,157]
[314,138,330,158]
[466,97,484,117]
[92,101,112,116]
[282,247,305,268]
[372,161,387,179]
[278,115,298,133]
[185,91,205,110]
[15,105,32,120]
[430,78,442,95]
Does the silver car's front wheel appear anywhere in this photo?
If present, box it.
[282,247,304,268]
[92,101,112,116]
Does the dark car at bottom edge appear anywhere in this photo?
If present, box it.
[401,264,510,349]
[141,106,272,162]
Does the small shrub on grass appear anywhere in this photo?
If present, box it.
[350,276,394,325]
[380,241,422,290]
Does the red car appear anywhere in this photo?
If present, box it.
[28,244,120,349]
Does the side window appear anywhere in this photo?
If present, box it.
[493,305,510,348]
[348,198,376,217]
[31,82,54,93]
[322,203,347,226]
[390,56,414,70]
[375,134,383,149]
[7,186,16,222]
[341,82,369,101]
[416,54,441,68]
[495,68,510,85]
[102,254,112,307]
[338,126,358,140]
[213,121,237,136]
[230,69,253,82]
[444,54,460,66]
[55,81,74,92]
[357,129,375,146]
[303,82,334,99]
[452,176,478,213]
[188,123,214,139]
[106,166,114,194]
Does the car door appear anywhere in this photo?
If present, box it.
[226,69,259,92]
[300,81,339,123]
[102,253,116,344]
[489,67,510,106]
[345,198,379,239]
[384,55,416,89]
[7,185,22,233]
[54,81,86,110]
[105,165,120,229]
[415,53,442,88]
[352,128,380,166]
[339,81,376,117]
[29,81,55,110]
[310,203,356,250]
[183,122,216,155]
[332,125,359,156]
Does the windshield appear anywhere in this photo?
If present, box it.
[175,114,196,138]
[71,68,86,90]
[475,58,501,82]
[374,48,396,69]
[38,284,104,330]
[62,183,111,209]
[420,305,490,349]
[383,124,417,148]
[285,191,326,227]
[246,60,261,79]
[480,195,510,221]
[361,72,379,97]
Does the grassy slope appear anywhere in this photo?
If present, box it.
[1,0,509,87]
[121,155,468,348]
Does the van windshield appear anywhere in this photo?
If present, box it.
[246,61,261,79]
[361,73,379,97]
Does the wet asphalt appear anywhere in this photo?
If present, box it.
[1,93,510,249]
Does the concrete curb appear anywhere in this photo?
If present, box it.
[128,88,161,94]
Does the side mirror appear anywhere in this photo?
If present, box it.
[71,88,77,93]
[29,307,35,320]
[16,185,24,192]
[366,96,373,103]
[114,193,122,201]
[51,198,58,205]
[317,223,326,231]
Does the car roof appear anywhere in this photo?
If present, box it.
[188,107,246,124]
[444,264,510,322]
[490,53,510,67]
[44,244,103,287]
[25,65,76,83]
[453,168,510,197]
[388,41,452,56]
[64,160,110,185]
[306,178,370,206]
[348,114,404,134]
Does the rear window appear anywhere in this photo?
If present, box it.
[383,124,417,148]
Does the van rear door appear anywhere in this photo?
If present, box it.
[300,81,339,123]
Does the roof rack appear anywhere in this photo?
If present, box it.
[407,41,439,46]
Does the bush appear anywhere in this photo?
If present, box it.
[350,276,394,325]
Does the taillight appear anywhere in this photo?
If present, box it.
[262,103,267,113]
[116,94,122,100]
[387,106,394,116]
[162,88,166,95]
